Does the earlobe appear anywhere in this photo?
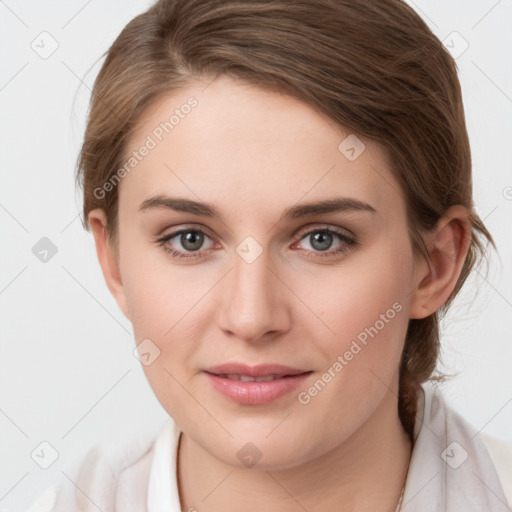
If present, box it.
[409,206,471,319]
[88,209,130,320]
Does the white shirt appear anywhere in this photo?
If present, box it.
[13,385,512,511]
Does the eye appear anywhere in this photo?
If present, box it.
[156,227,217,259]
[292,227,357,259]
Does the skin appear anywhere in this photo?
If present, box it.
[89,75,471,511]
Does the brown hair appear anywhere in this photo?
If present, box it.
[77,0,495,439]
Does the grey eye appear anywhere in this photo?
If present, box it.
[180,231,205,251]
[307,231,334,251]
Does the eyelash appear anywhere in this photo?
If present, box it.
[156,225,358,261]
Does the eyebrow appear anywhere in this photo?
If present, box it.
[138,195,377,221]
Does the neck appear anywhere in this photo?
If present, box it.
[177,388,412,512]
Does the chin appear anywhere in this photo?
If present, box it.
[206,425,318,471]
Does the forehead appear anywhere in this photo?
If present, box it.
[119,75,405,222]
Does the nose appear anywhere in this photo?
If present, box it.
[217,246,291,343]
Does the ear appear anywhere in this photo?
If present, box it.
[409,205,472,319]
[88,209,130,320]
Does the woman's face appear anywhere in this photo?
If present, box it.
[110,75,422,469]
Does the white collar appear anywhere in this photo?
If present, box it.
[147,417,182,511]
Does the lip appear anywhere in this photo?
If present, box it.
[204,363,312,405]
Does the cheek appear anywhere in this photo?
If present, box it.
[118,232,212,396]
[119,246,205,418]
[290,245,412,443]
[302,238,413,377]
[118,226,193,338]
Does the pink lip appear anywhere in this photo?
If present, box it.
[204,363,312,405]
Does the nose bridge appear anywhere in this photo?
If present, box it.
[218,241,287,341]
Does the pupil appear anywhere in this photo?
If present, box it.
[182,231,203,251]
[311,231,332,251]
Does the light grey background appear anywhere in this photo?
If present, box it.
[1,0,511,509]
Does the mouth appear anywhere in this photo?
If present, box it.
[203,363,312,405]
[214,373,297,382]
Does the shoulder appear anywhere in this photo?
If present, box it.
[411,385,512,507]
[479,432,512,505]
[12,424,166,512]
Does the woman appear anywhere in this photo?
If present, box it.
[28,0,512,510]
